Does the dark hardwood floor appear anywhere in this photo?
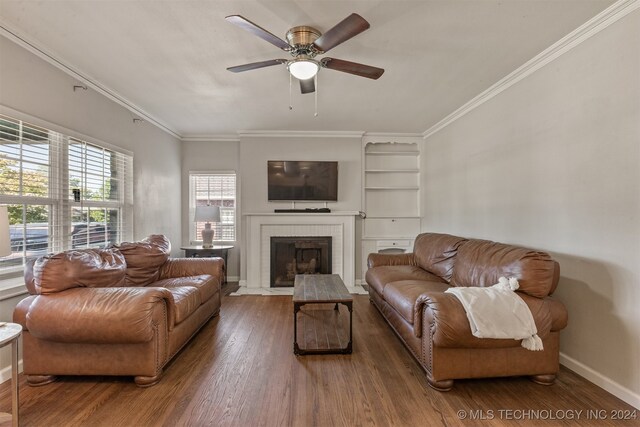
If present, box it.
[0,283,636,426]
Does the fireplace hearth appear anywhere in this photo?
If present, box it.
[270,236,332,287]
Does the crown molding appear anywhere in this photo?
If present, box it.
[0,20,182,140]
[0,104,134,157]
[181,135,240,143]
[183,130,420,141]
[363,132,424,144]
[422,0,640,139]
[237,130,365,138]
[363,132,424,138]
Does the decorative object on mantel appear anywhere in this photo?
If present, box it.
[0,205,11,257]
[194,205,220,249]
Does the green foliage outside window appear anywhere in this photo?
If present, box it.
[0,157,49,224]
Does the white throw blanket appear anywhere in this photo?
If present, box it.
[445,277,543,351]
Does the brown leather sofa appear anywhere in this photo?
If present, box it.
[366,232,568,391]
[13,235,223,387]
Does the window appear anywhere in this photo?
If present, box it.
[189,172,236,243]
[0,113,133,276]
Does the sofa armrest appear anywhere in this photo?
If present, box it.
[13,295,37,330]
[159,258,224,284]
[413,291,465,339]
[367,253,417,269]
[25,287,176,344]
[544,296,568,331]
[414,291,553,346]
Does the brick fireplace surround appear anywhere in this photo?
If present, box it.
[238,212,366,295]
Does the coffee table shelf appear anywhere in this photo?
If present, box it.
[293,274,353,355]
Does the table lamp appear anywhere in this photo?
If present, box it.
[194,205,220,248]
[0,206,11,257]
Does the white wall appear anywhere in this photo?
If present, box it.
[0,35,182,376]
[238,134,363,281]
[239,135,362,213]
[181,140,240,279]
[421,11,639,406]
[0,36,183,249]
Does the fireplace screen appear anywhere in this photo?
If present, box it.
[270,236,332,287]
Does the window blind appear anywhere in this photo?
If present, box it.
[0,113,133,275]
[190,173,236,242]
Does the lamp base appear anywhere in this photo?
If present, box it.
[202,223,214,249]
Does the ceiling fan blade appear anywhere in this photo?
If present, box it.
[312,13,370,53]
[227,59,287,73]
[299,78,315,94]
[321,58,384,79]
[225,15,291,51]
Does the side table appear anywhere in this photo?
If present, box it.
[0,322,22,427]
[181,245,233,284]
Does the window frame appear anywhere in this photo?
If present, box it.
[0,107,134,286]
[189,171,237,244]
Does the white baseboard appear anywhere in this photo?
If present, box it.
[0,359,23,384]
[226,276,240,282]
[560,352,640,409]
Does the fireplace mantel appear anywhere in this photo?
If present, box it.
[239,212,363,295]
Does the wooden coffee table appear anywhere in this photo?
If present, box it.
[293,274,353,355]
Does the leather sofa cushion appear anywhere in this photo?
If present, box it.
[367,253,416,269]
[159,258,224,283]
[451,239,556,298]
[116,235,171,286]
[366,265,445,295]
[154,275,218,305]
[30,249,126,294]
[25,287,174,343]
[382,280,450,325]
[165,286,201,325]
[412,233,467,282]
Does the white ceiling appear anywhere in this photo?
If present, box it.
[0,1,615,138]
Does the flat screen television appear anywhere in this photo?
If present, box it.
[268,160,338,201]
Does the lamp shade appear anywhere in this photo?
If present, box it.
[288,59,319,80]
[194,205,221,223]
[0,206,11,258]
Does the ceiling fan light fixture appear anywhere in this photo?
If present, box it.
[288,59,319,80]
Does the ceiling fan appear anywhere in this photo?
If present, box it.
[225,13,384,94]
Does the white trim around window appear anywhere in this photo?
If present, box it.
[0,106,134,290]
[189,171,237,244]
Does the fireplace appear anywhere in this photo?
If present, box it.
[270,236,332,287]
[242,212,361,294]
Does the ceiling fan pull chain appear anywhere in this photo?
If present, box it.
[314,74,318,117]
[289,73,293,111]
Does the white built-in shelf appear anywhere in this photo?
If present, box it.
[362,138,422,272]
[364,169,420,173]
[365,151,419,156]
[364,186,419,191]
